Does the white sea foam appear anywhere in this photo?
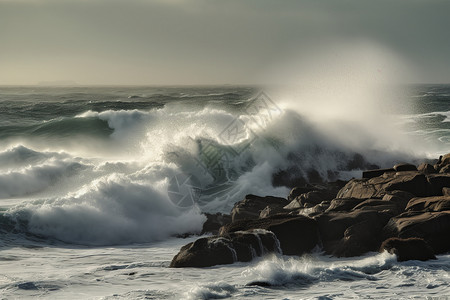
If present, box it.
[7,172,206,245]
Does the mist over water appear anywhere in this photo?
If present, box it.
[0,80,449,245]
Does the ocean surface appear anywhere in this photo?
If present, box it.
[0,85,449,299]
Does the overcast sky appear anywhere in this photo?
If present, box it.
[1,0,449,85]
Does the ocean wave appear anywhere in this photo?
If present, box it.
[185,282,237,300]
[5,173,206,245]
[242,252,396,287]
[0,148,90,199]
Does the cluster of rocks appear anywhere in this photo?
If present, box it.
[170,154,450,268]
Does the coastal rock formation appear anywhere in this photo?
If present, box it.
[220,214,319,255]
[405,196,450,212]
[231,194,288,222]
[380,237,436,261]
[171,153,450,267]
[382,210,450,254]
[170,229,280,268]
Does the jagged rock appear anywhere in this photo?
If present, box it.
[297,201,331,217]
[394,163,418,172]
[170,229,280,268]
[405,196,450,212]
[337,171,428,199]
[219,214,319,255]
[418,163,437,174]
[287,186,316,202]
[231,194,288,222]
[285,189,337,210]
[380,237,436,262]
[326,198,364,212]
[383,211,450,254]
[202,213,232,235]
[435,153,450,172]
[443,187,450,196]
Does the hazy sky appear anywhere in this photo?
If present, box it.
[1,0,450,85]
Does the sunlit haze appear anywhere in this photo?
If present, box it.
[1,0,450,85]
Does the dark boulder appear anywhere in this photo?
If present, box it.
[332,219,386,257]
[383,211,450,254]
[380,237,436,262]
[426,173,450,196]
[220,214,319,256]
[231,194,288,222]
[170,229,280,268]
[314,209,391,255]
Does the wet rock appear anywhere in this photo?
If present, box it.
[231,194,288,222]
[314,209,391,255]
[380,237,436,262]
[220,214,319,256]
[170,229,280,268]
[332,219,385,257]
[383,211,450,254]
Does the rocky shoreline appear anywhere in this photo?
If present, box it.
[170,154,450,268]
